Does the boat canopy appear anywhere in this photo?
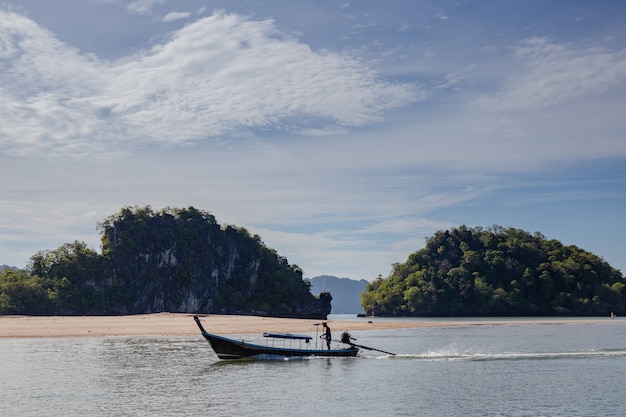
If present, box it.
[263,332,312,341]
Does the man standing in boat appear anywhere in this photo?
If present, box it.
[322,323,332,350]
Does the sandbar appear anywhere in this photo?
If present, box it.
[0,313,622,339]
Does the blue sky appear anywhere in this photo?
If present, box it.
[1,0,625,280]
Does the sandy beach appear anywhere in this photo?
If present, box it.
[0,313,420,338]
[0,313,623,339]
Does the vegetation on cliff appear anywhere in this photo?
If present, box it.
[361,226,625,317]
[0,206,330,318]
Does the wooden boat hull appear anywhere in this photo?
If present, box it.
[194,316,359,360]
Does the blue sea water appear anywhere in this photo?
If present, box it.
[1,318,626,417]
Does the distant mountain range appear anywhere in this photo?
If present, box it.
[0,265,17,273]
[306,275,368,314]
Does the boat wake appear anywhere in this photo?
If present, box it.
[370,348,626,362]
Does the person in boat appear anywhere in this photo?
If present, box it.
[322,323,332,350]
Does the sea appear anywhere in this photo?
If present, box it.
[2,315,625,417]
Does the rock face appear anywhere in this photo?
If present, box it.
[96,206,330,319]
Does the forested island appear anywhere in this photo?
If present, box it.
[361,226,625,317]
[0,206,330,318]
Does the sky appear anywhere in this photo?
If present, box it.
[1,0,625,281]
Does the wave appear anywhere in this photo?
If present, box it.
[371,348,626,362]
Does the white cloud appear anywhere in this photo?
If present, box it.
[163,12,192,23]
[127,0,166,16]
[478,37,626,111]
[0,9,419,159]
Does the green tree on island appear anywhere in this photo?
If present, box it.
[361,226,625,317]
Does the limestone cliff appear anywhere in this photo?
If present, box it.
[81,206,330,318]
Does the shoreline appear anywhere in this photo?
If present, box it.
[0,313,623,339]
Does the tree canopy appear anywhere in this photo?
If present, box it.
[361,226,625,317]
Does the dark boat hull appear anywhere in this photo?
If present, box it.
[194,316,359,359]
[204,332,359,359]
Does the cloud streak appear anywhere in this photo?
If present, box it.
[478,37,626,111]
[127,0,166,16]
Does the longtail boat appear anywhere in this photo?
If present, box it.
[193,315,359,359]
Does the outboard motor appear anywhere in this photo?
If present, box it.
[341,331,353,344]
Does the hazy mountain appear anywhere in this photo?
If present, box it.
[306,275,368,314]
[0,265,18,273]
